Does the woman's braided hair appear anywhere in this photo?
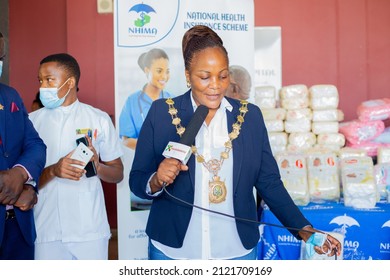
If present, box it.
[182,25,229,71]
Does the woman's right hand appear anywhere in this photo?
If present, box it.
[150,158,188,193]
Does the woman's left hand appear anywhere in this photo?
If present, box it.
[318,233,342,257]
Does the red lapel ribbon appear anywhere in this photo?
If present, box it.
[11,102,20,112]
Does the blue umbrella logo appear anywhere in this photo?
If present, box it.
[129,3,156,27]
[330,214,360,236]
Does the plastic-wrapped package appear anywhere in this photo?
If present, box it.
[261,108,286,121]
[317,133,346,147]
[275,153,310,206]
[340,156,377,208]
[309,84,339,110]
[264,119,284,132]
[268,132,288,146]
[373,163,390,201]
[377,146,390,164]
[285,108,313,121]
[306,153,340,203]
[338,147,367,159]
[284,119,311,133]
[289,132,316,147]
[287,143,313,153]
[254,97,276,109]
[255,85,276,98]
[281,97,310,110]
[280,84,308,99]
[306,146,335,155]
[346,141,390,157]
[357,98,390,122]
[254,86,277,109]
[313,144,342,153]
[270,144,286,156]
[311,121,339,134]
[339,120,385,145]
[312,109,339,122]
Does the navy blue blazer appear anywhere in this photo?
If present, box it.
[0,83,46,246]
[130,91,310,249]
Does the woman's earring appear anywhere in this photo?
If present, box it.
[186,80,191,88]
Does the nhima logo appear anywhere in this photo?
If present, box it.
[117,0,180,47]
[128,2,157,35]
[129,3,156,27]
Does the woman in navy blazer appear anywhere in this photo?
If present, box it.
[130,25,341,260]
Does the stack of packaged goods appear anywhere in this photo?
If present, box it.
[280,85,313,153]
[254,85,287,155]
[266,84,346,155]
[255,84,390,207]
[309,85,346,152]
[256,84,345,205]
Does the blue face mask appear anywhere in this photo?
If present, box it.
[39,78,70,109]
[305,232,329,259]
[0,61,3,78]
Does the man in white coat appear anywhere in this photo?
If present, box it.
[29,53,124,260]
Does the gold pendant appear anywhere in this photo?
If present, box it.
[209,176,227,204]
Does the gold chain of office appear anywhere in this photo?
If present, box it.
[166,98,249,203]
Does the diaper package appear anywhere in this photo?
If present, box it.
[285,119,311,133]
[312,109,339,122]
[337,147,367,159]
[340,156,377,208]
[339,120,385,145]
[309,84,339,110]
[312,121,339,135]
[280,84,310,110]
[357,98,390,122]
[306,152,340,203]
[265,119,284,132]
[276,153,310,206]
[261,108,286,121]
[377,146,390,164]
[373,163,390,201]
[286,108,313,121]
[317,133,346,147]
[255,86,277,109]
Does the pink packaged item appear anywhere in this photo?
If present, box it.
[339,120,385,145]
[346,141,390,157]
[357,98,390,122]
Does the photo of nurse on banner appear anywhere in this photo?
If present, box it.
[116,46,184,211]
